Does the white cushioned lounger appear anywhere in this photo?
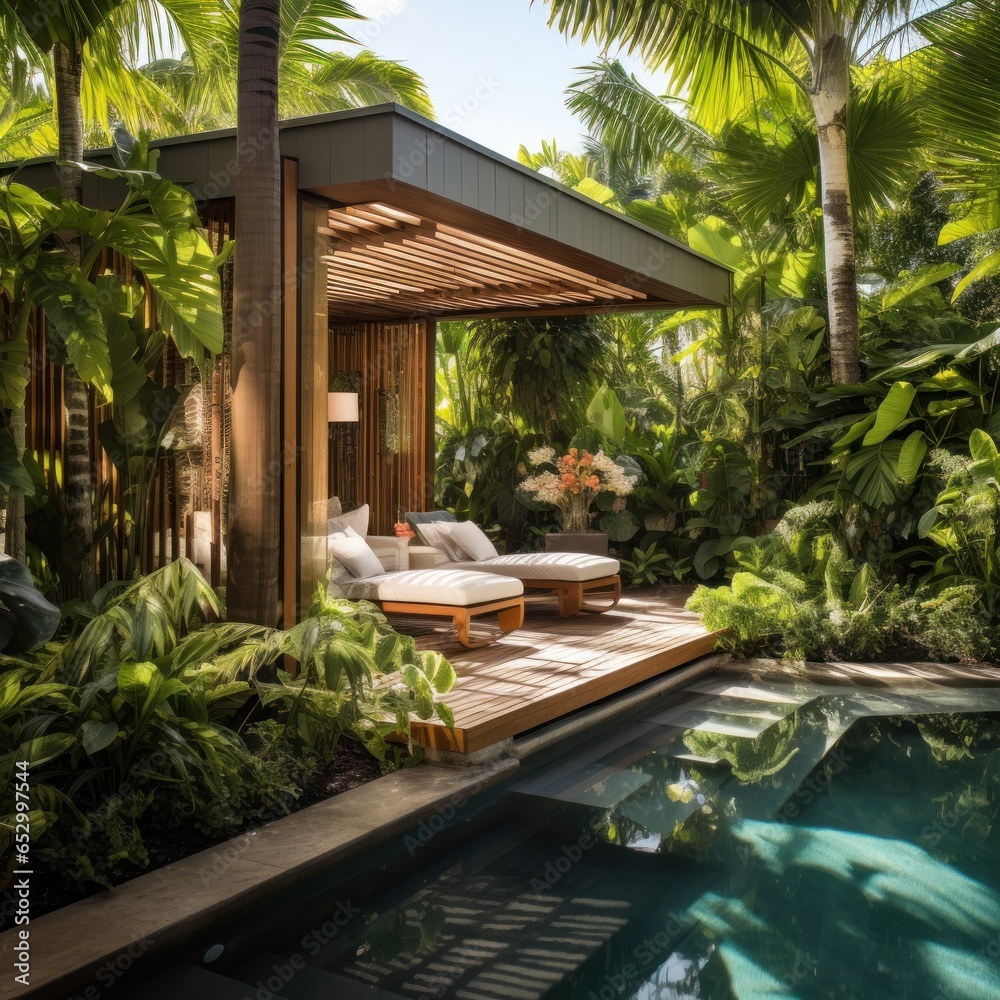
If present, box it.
[335,569,524,647]
[449,552,622,617]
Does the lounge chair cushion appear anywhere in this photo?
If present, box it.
[334,568,523,606]
[451,552,619,583]
[438,520,499,561]
[328,527,384,580]
[404,509,456,545]
[416,521,467,561]
[329,502,370,536]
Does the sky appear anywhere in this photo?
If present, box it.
[349,0,666,161]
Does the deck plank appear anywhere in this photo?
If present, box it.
[404,587,720,753]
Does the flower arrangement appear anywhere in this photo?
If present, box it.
[520,445,637,533]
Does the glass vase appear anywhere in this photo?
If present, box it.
[559,493,593,534]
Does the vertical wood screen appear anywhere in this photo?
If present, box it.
[297,199,330,615]
[21,199,234,591]
[328,320,433,535]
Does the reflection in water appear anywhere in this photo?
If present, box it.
[217,687,1000,1000]
[595,710,1000,1000]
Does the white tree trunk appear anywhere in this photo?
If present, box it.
[811,38,860,386]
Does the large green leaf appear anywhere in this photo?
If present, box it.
[896,431,928,485]
[953,248,1000,301]
[862,382,916,446]
[26,250,113,397]
[0,428,34,494]
[94,274,155,407]
[586,384,627,443]
[600,509,640,542]
[0,336,30,409]
[80,718,119,755]
[880,263,961,310]
[969,428,999,464]
[100,220,224,360]
[843,440,905,507]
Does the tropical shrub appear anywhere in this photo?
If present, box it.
[688,504,996,663]
[918,430,1000,616]
[1,560,455,892]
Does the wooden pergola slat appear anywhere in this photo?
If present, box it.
[321,202,650,317]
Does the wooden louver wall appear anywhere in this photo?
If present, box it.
[22,199,234,592]
[328,320,433,535]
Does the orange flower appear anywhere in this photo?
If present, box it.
[585,474,600,489]
[560,473,578,487]
[580,452,594,467]
[568,448,579,459]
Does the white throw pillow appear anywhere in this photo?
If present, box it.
[329,503,370,537]
[442,520,499,561]
[417,521,466,561]
[327,527,384,580]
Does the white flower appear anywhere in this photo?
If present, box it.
[527,445,557,467]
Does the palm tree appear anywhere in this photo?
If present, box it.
[542,0,941,385]
[142,28,432,136]
[0,2,432,158]
[227,0,282,625]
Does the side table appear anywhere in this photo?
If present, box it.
[544,531,609,556]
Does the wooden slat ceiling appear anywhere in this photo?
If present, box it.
[320,201,649,318]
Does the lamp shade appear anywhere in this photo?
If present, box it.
[328,391,359,423]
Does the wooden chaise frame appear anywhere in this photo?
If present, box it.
[521,575,623,617]
[376,595,525,648]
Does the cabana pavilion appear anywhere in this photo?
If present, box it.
[9,104,730,632]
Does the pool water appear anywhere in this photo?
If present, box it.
[124,672,1000,999]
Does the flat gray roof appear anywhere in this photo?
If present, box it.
[5,105,731,316]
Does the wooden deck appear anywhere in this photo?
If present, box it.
[400,587,720,754]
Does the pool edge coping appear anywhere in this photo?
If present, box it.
[0,758,518,1000]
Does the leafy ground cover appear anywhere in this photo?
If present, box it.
[0,559,454,905]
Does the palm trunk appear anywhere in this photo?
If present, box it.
[54,40,98,598]
[227,0,282,624]
[810,35,860,386]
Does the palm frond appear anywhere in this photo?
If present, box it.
[848,72,928,213]
[566,59,702,175]
[311,50,433,117]
[544,0,809,121]
[917,0,1000,180]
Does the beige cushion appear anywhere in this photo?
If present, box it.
[329,503,369,536]
[334,568,522,606]
[417,521,466,561]
[408,545,451,570]
[451,552,619,582]
[440,520,499,561]
[328,527,383,580]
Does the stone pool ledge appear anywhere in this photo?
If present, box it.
[739,657,1000,687]
[0,758,518,1000]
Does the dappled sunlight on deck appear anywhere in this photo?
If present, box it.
[395,588,719,753]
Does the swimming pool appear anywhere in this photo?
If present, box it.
[120,668,1000,999]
